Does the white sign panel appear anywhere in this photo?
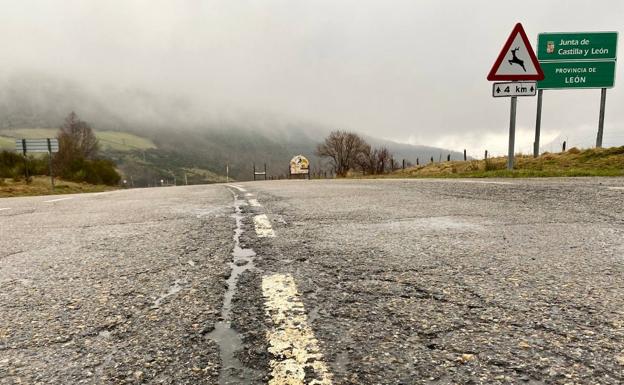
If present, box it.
[490,34,541,77]
[487,23,544,82]
[15,138,59,153]
[492,82,537,97]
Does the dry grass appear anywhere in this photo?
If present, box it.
[385,146,624,178]
[0,176,115,198]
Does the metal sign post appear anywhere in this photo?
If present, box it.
[47,138,55,189]
[597,88,607,147]
[508,97,517,170]
[21,139,29,182]
[533,89,543,157]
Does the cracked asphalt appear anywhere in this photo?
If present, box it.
[1,177,624,384]
[0,187,233,384]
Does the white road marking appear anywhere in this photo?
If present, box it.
[262,274,333,385]
[608,186,624,190]
[253,214,275,238]
[226,184,247,192]
[0,208,10,211]
[248,199,261,207]
[43,197,74,203]
[457,180,514,185]
[91,189,124,196]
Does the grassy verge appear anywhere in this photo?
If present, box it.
[0,176,115,198]
[381,146,624,179]
[0,128,156,151]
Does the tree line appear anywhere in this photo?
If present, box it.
[0,112,120,185]
[315,130,396,177]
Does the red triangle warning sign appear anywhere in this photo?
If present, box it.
[487,23,544,81]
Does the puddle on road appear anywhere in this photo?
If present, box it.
[208,193,261,385]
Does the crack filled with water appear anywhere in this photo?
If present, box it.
[208,192,260,385]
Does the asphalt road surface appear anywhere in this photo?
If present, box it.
[1,178,623,385]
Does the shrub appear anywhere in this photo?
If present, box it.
[567,147,581,154]
[60,157,120,185]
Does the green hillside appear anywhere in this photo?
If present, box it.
[0,136,13,149]
[0,128,225,185]
[0,128,58,139]
[97,131,156,151]
[0,128,155,151]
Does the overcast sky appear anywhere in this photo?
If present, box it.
[1,0,623,155]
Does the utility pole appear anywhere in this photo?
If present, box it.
[184,172,188,185]
[226,164,229,183]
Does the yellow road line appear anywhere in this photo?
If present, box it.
[262,273,333,385]
[253,214,275,238]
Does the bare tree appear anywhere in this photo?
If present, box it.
[57,112,99,159]
[356,143,374,174]
[54,112,100,176]
[315,130,367,177]
[375,147,391,174]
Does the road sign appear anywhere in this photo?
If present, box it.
[533,31,618,150]
[493,82,537,97]
[488,23,544,81]
[15,138,59,154]
[537,61,616,89]
[253,163,267,181]
[15,138,59,189]
[289,155,309,175]
[536,32,617,90]
[537,32,618,61]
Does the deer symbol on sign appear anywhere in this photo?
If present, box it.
[508,47,526,72]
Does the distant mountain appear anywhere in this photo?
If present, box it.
[0,71,464,183]
[365,136,466,165]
